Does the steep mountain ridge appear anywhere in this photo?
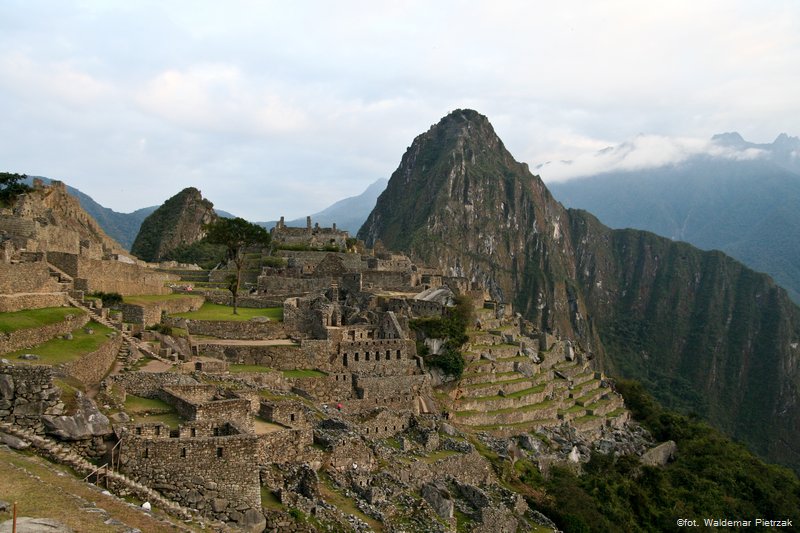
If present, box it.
[359,109,800,470]
[131,187,218,262]
[548,153,800,303]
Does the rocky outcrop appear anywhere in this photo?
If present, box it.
[131,187,217,262]
[358,109,800,471]
[42,393,111,440]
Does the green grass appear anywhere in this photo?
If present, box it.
[229,364,275,373]
[172,302,283,322]
[122,293,204,305]
[0,307,85,334]
[473,383,546,402]
[124,394,173,413]
[6,321,113,365]
[261,487,283,510]
[464,375,531,389]
[124,394,182,428]
[282,369,327,378]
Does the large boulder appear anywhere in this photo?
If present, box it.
[641,440,677,467]
[421,482,454,519]
[42,393,111,440]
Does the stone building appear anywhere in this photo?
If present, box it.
[271,216,350,251]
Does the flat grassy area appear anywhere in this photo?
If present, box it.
[0,307,85,334]
[6,321,113,365]
[122,293,204,305]
[473,383,547,402]
[283,369,327,378]
[124,394,182,428]
[0,447,201,532]
[229,364,275,373]
[172,302,283,322]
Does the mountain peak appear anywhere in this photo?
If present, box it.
[711,131,746,147]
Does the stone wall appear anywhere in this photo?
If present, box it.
[0,362,61,434]
[0,311,89,355]
[183,319,286,340]
[117,296,203,326]
[111,371,199,398]
[361,270,420,291]
[257,276,330,297]
[46,252,80,278]
[0,261,63,294]
[287,374,353,403]
[74,257,178,296]
[59,333,122,386]
[197,343,313,369]
[119,423,262,523]
[199,290,283,308]
[259,399,311,428]
[336,338,417,373]
[359,409,412,439]
[395,451,495,488]
[0,292,68,313]
[256,428,314,464]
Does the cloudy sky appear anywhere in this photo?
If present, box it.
[1,1,798,220]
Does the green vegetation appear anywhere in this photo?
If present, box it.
[410,295,473,378]
[0,307,85,334]
[204,217,271,314]
[0,171,31,205]
[530,380,800,532]
[7,321,113,365]
[124,394,182,428]
[173,302,282,321]
[163,240,226,269]
[130,187,216,262]
[229,364,274,373]
[282,369,327,378]
[145,323,173,336]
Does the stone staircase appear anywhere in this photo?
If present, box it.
[65,295,176,367]
[46,262,75,293]
[0,421,205,524]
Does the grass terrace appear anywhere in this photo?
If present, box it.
[229,364,275,373]
[122,293,204,305]
[173,302,283,322]
[283,369,327,378]
[123,394,183,429]
[0,307,85,334]
[6,321,113,365]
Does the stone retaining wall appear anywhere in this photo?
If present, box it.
[0,362,61,433]
[0,311,89,355]
[0,261,63,294]
[197,343,311,369]
[118,296,204,326]
[0,292,68,313]
[184,319,286,340]
[59,333,122,386]
[256,428,314,464]
[111,371,199,398]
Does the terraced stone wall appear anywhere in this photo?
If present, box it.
[0,311,89,355]
[59,332,122,386]
[184,319,285,340]
[0,362,60,433]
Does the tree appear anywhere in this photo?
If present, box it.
[204,217,271,314]
[0,172,31,206]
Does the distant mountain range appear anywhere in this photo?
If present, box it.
[24,177,235,251]
[547,133,800,302]
[257,178,388,234]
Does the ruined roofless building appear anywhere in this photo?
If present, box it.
[271,216,349,251]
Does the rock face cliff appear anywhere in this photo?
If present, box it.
[359,109,800,470]
[131,188,217,262]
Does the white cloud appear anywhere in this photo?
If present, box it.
[536,135,768,182]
